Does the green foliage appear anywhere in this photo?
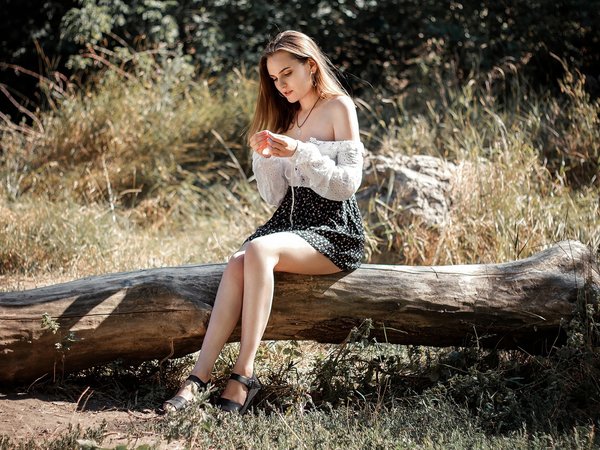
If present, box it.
[55,0,600,93]
[41,312,79,354]
[2,0,598,120]
[60,0,182,70]
[61,0,115,46]
[41,312,60,334]
[309,319,381,404]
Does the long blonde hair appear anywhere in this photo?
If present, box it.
[247,30,348,142]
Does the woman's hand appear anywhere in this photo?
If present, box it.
[250,130,298,158]
[249,130,271,157]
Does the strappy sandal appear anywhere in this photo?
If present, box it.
[216,373,262,415]
[161,374,208,413]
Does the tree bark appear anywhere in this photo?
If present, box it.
[0,240,598,384]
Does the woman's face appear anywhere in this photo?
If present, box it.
[266,50,315,103]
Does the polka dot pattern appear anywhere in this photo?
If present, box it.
[246,186,364,271]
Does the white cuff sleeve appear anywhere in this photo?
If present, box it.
[252,151,288,206]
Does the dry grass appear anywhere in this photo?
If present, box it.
[0,51,271,282]
[0,190,267,289]
[360,63,599,266]
[1,50,598,277]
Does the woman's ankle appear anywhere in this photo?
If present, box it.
[189,370,211,384]
[231,363,254,377]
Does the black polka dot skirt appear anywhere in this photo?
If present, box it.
[246,187,365,271]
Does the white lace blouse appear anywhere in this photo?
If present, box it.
[252,137,365,207]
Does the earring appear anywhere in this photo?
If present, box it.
[311,71,317,87]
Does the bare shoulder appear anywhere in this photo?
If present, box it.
[322,95,356,114]
[322,95,359,141]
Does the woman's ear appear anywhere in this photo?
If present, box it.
[307,58,317,74]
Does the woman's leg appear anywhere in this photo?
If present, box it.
[164,248,247,406]
[190,249,248,380]
[220,232,341,405]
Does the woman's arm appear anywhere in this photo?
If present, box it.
[259,96,364,202]
[291,96,363,201]
[291,139,363,201]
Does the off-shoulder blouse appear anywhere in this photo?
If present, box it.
[252,137,364,206]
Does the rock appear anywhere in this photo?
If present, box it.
[359,153,458,227]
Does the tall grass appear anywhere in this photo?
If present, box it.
[1,50,268,280]
[361,58,599,265]
[1,48,598,276]
[0,193,263,280]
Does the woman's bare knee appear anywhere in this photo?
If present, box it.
[243,238,279,266]
[224,252,245,282]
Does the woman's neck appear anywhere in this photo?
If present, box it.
[298,89,320,111]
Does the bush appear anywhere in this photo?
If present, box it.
[55,1,600,95]
[1,48,256,208]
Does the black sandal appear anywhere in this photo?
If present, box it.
[161,374,208,413]
[216,373,262,415]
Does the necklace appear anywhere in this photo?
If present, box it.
[295,97,320,137]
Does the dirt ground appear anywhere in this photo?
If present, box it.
[0,389,182,448]
[0,275,175,447]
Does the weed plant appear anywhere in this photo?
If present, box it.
[0,423,108,450]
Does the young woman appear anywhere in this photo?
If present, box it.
[162,30,365,414]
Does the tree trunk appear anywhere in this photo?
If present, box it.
[1,240,598,384]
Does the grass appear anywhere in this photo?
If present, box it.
[1,47,599,447]
[0,187,264,281]
[360,60,599,265]
[2,334,598,448]
[1,404,596,449]
[154,401,598,449]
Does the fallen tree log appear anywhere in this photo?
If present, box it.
[1,240,598,384]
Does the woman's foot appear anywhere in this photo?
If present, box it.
[219,373,249,405]
[161,374,209,413]
[216,373,262,414]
